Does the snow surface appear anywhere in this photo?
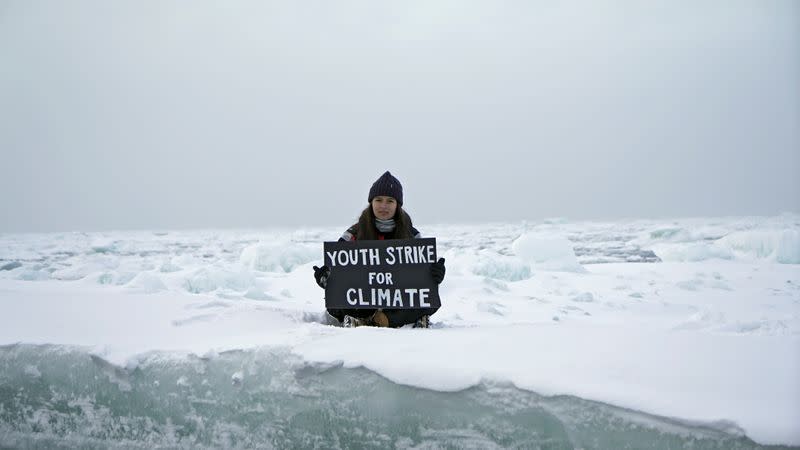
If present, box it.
[1,214,799,446]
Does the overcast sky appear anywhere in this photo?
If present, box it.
[1,0,798,233]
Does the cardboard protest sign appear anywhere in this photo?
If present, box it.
[323,238,440,309]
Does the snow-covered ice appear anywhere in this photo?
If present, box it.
[0,215,798,448]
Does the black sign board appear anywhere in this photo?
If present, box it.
[323,238,440,309]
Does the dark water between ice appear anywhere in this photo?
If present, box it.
[0,344,793,450]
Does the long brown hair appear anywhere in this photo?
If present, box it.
[355,205,414,240]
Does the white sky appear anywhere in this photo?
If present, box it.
[1,0,798,232]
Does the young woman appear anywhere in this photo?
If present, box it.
[313,171,445,328]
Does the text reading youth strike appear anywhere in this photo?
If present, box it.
[325,244,436,267]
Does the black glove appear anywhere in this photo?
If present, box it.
[430,257,446,284]
[313,265,330,288]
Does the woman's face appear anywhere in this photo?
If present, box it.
[371,196,398,220]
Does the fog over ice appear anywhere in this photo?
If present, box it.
[1,0,798,232]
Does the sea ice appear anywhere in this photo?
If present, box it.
[240,241,318,273]
[0,215,798,446]
[512,233,586,272]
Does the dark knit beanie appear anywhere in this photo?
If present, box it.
[368,171,403,206]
